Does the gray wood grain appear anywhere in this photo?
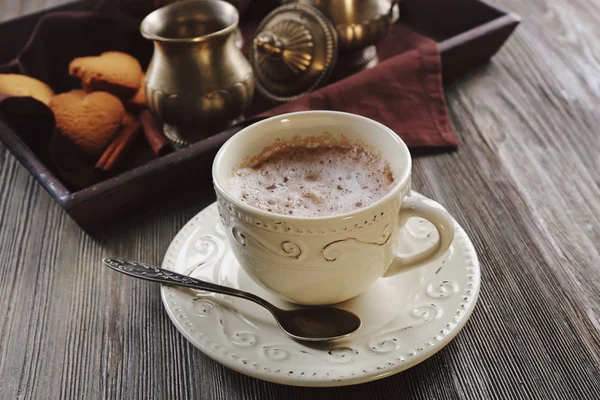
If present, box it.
[1,0,599,399]
[0,0,73,22]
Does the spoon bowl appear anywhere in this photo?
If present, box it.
[102,258,362,342]
[274,306,361,342]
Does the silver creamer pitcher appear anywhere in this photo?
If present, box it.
[141,0,255,145]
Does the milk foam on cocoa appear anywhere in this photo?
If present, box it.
[228,137,394,217]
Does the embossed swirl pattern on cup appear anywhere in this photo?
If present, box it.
[217,198,395,263]
[215,188,404,235]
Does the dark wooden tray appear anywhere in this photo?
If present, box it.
[0,0,520,232]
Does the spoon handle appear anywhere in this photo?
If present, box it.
[102,258,275,311]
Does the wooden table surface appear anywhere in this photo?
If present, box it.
[1,0,599,399]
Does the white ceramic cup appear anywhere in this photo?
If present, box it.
[213,111,454,305]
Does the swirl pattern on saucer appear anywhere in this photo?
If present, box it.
[161,198,481,386]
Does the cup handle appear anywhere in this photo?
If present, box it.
[383,196,455,277]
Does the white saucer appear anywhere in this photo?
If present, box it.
[161,192,481,387]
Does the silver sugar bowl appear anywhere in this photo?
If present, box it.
[283,0,398,73]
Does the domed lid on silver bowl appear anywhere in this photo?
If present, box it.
[249,3,338,102]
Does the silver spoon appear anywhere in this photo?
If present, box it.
[102,258,361,342]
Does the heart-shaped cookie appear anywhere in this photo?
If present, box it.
[70,52,143,97]
[49,90,125,157]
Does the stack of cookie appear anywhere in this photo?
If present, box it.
[55,51,146,162]
[0,51,171,186]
